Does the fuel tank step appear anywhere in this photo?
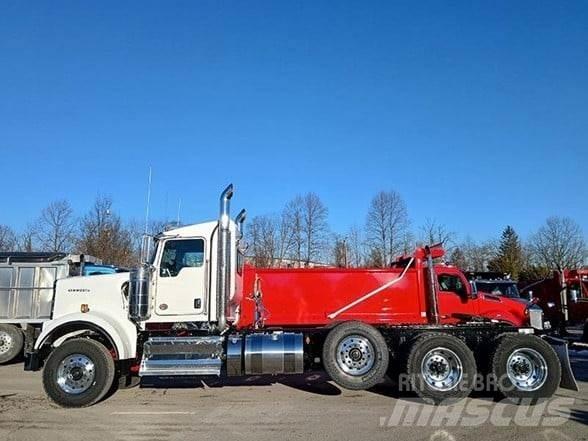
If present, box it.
[139,336,224,377]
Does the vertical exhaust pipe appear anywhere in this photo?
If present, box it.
[425,245,440,325]
[235,209,247,239]
[217,184,234,331]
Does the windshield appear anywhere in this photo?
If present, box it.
[476,281,520,298]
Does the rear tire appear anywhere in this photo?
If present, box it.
[322,321,389,390]
[491,334,560,401]
[42,338,116,408]
[0,324,24,364]
[406,333,477,404]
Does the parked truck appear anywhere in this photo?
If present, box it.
[23,186,577,407]
[0,253,124,364]
[520,270,588,341]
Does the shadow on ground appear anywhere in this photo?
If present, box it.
[138,350,588,401]
[140,371,342,396]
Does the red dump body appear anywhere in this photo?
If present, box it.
[237,247,529,330]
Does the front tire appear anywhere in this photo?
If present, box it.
[322,321,389,390]
[406,333,477,404]
[0,324,24,364]
[492,334,560,401]
[42,338,116,408]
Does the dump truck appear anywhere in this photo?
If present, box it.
[23,186,577,407]
[0,253,123,364]
[520,269,588,341]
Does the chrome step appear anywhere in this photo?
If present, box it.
[139,336,224,377]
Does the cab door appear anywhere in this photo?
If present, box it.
[155,238,207,317]
[437,271,477,323]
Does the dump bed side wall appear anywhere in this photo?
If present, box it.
[238,266,427,329]
[0,263,69,323]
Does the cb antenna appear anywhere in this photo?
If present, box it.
[176,198,182,227]
[144,167,152,235]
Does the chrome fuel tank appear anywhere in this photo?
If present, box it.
[227,332,304,376]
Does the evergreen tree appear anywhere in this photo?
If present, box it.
[488,226,524,278]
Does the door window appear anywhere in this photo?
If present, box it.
[160,239,205,277]
[438,274,467,297]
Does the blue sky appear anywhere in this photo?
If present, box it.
[1,1,587,242]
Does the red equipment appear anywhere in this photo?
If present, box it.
[239,247,530,330]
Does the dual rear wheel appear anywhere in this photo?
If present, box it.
[322,323,561,403]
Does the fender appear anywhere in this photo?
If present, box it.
[34,312,138,360]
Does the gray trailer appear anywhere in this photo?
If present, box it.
[0,253,100,364]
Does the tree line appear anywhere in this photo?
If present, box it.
[0,191,586,277]
[0,197,147,267]
[246,191,587,278]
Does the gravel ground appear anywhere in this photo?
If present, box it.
[0,351,586,441]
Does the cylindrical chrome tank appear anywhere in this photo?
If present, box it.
[243,332,304,375]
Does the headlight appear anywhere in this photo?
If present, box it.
[527,305,544,330]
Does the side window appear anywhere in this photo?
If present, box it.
[438,274,467,297]
[160,239,205,277]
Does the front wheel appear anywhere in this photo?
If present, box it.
[42,338,116,408]
[492,334,560,401]
[0,324,24,364]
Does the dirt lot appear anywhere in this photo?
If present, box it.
[0,351,587,441]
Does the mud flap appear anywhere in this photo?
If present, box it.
[543,335,579,391]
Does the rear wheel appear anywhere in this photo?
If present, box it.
[406,333,477,404]
[42,338,116,408]
[322,321,389,390]
[0,324,24,364]
[492,334,560,401]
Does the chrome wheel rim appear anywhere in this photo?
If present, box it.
[56,353,96,394]
[336,335,375,376]
[506,348,548,391]
[421,347,463,391]
[0,331,13,355]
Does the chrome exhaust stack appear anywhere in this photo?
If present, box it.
[216,184,234,332]
[425,245,440,325]
[235,209,247,239]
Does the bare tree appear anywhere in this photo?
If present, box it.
[346,225,365,267]
[33,200,76,252]
[449,247,467,269]
[529,216,586,270]
[331,234,349,268]
[247,215,278,267]
[284,198,304,265]
[127,218,170,262]
[284,193,329,266]
[18,225,36,252]
[301,193,329,264]
[246,210,296,268]
[0,225,17,251]
[365,190,409,267]
[76,196,135,267]
[457,237,497,271]
[419,218,455,249]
